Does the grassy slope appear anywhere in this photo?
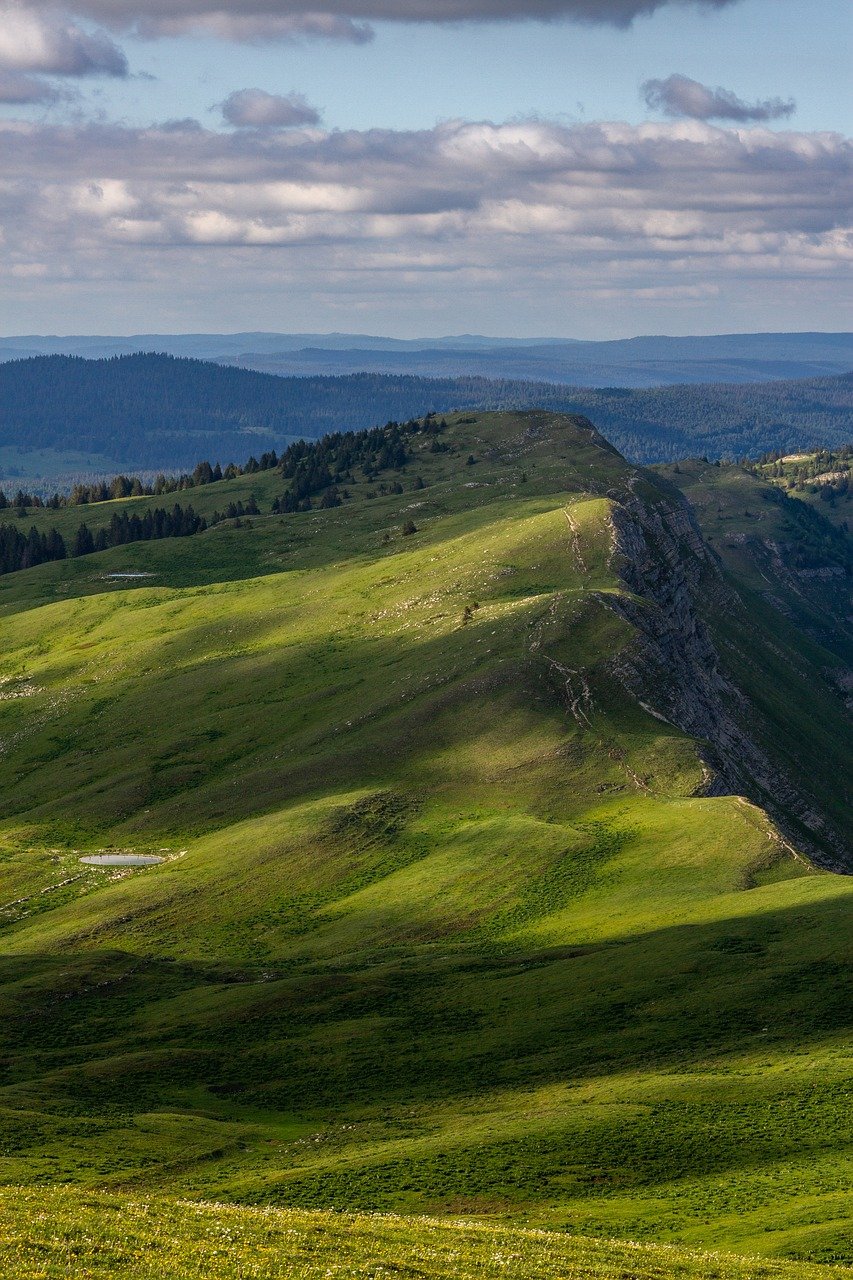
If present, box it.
[0,413,850,1269]
[1,1188,850,1280]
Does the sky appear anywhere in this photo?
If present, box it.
[0,0,850,338]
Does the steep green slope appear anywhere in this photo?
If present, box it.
[0,412,850,1267]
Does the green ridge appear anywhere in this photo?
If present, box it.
[0,411,850,1271]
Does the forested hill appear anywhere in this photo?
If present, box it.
[1,352,850,475]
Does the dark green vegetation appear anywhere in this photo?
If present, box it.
[746,449,851,531]
[0,501,226,574]
[1,355,851,490]
[567,375,852,464]
[0,521,68,574]
[0,412,850,1273]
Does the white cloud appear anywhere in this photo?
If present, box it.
[0,4,128,76]
[221,88,322,128]
[0,115,849,329]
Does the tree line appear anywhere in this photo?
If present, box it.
[749,446,851,505]
[0,498,260,577]
[271,416,441,511]
[0,454,279,513]
[0,524,68,575]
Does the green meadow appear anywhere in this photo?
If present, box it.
[2,1187,851,1280]
[0,412,849,1274]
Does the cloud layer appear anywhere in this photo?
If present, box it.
[2,115,849,324]
[11,0,741,43]
[221,88,322,127]
[643,74,795,122]
[135,12,373,42]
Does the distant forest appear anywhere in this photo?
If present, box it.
[1,353,850,473]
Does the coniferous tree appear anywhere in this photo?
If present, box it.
[74,524,95,556]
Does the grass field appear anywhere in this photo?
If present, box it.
[0,411,849,1271]
[2,1187,851,1279]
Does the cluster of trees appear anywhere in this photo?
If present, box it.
[0,489,44,511]
[0,524,67,575]
[0,498,250,578]
[71,498,264,559]
[1,411,430,573]
[751,446,851,504]
[66,462,230,506]
[208,498,259,523]
[72,503,208,556]
[274,419,419,510]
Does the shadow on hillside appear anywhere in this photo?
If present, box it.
[1,887,849,1118]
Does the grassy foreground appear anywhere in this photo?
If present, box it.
[1,1187,849,1279]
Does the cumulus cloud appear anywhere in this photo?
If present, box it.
[642,74,795,123]
[0,116,849,326]
[221,89,322,127]
[10,0,741,42]
[0,4,128,76]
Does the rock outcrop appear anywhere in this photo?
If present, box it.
[601,489,850,872]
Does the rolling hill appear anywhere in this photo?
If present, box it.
[0,410,850,1275]
[1,354,851,494]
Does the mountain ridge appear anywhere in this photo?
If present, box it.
[0,410,849,1265]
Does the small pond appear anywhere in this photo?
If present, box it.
[80,854,164,867]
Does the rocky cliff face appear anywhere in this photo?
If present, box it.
[600,488,850,872]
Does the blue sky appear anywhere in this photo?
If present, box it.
[85,0,851,137]
[0,0,850,337]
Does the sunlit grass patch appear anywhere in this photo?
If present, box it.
[0,1187,848,1279]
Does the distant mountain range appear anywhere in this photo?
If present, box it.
[0,332,569,360]
[2,331,851,387]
